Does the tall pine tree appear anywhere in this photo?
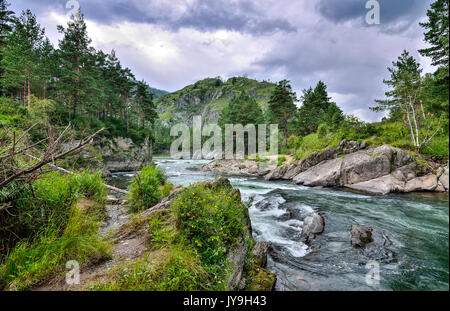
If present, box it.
[267,80,297,146]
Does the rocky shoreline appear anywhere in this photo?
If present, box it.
[202,140,449,195]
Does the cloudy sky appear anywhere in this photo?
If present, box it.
[11,0,434,121]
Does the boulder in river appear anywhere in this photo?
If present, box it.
[351,225,374,248]
[301,213,325,243]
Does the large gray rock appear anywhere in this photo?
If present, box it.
[351,225,374,248]
[392,163,417,182]
[340,145,394,185]
[293,145,404,188]
[404,174,438,192]
[301,213,325,243]
[347,174,405,195]
[438,168,449,191]
[264,164,289,180]
[293,158,343,186]
[283,164,303,180]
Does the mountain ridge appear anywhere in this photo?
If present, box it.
[155,77,277,125]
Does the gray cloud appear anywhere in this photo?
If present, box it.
[12,0,296,35]
[9,0,433,122]
[316,0,431,34]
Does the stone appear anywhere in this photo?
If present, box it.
[404,174,438,192]
[351,225,373,248]
[340,145,394,185]
[438,168,449,191]
[301,213,325,243]
[264,165,289,180]
[347,174,405,195]
[293,158,342,187]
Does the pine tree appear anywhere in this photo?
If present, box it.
[1,9,45,106]
[219,93,264,127]
[419,0,449,82]
[56,9,93,118]
[297,81,342,135]
[0,0,15,95]
[372,50,422,113]
[0,0,14,51]
[267,80,297,146]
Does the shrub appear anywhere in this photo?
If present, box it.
[128,165,166,213]
[172,182,247,266]
[294,133,341,160]
[72,170,108,203]
[317,123,329,138]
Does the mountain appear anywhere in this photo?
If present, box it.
[155,77,276,125]
[148,87,169,99]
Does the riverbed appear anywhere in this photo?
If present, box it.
[108,158,449,291]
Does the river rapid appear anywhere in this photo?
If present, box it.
[108,158,449,291]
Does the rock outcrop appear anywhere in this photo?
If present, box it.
[202,141,448,195]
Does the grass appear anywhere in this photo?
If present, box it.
[88,247,212,291]
[294,133,341,160]
[0,170,111,291]
[0,203,111,291]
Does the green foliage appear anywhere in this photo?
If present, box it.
[419,0,449,82]
[0,170,108,257]
[317,123,329,138]
[277,156,286,167]
[128,165,166,213]
[0,204,111,290]
[172,182,248,266]
[297,81,344,136]
[72,170,107,203]
[294,132,342,160]
[267,80,297,142]
[219,93,265,127]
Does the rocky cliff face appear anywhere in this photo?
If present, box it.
[203,141,449,195]
[62,137,152,176]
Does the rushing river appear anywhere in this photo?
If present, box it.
[108,158,449,291]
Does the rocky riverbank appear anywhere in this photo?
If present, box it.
[202,141,449,195]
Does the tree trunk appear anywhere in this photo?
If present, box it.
[27,70,31,108]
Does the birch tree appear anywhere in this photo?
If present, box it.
[371,50,443,152]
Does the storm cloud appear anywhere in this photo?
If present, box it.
[10,0,435,121]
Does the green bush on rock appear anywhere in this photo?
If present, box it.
[128,165,167,213]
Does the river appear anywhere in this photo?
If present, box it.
[108,157,449,291]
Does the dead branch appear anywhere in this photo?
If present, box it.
[0,126,106,190]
